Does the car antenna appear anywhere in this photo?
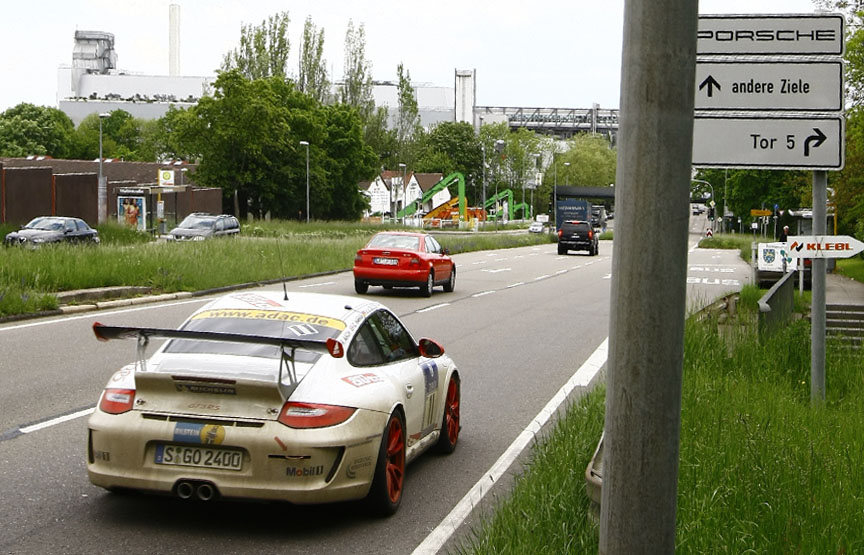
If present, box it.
[276,235,289,301]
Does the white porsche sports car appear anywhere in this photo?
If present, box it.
[86,291,461,515]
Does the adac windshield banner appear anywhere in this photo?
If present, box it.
[786,235,864,259]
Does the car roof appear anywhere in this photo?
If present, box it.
[194,290,384,327]
[373,231,427,237]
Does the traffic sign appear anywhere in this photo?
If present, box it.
[750,209,772,216]
[698,14,844,56]
[786,235,864,259]
[695,60,843,111]
[692,115,845,170]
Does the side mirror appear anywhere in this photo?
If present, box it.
[418,338,445,358]
[441,247,450,256]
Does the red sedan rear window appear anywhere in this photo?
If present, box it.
[367,234,420,251]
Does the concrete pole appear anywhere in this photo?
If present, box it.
[811,171,827,403]
[600,0,698,552]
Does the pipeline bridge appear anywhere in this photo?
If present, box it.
[476,106,619,141]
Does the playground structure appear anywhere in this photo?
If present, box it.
[484,189,530,222]
[394,170,535,226]
[397,171,487,225]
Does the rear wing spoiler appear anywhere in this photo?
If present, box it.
[92,322,345,386]
[92,323,332,353]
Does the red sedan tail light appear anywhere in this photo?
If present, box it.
[278,402,356,428]
[99,388,135,414]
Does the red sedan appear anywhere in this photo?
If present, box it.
[353,232,456,297]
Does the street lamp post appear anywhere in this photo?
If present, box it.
[530,153,540,221]
[97,112,110,223]
[299,141,310,223]
[398,162,407,223]
[178,167,187,227]
[493,139,505,231]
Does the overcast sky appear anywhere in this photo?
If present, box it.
[0,0,818,114]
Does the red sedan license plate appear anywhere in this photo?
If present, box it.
[155,444,243,471]
[373,257,398,265]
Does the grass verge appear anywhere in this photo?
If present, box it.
[0,221,552,317]
[456,300,864,553]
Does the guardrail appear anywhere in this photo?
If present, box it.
[758,270,796,337]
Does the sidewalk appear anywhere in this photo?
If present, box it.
[826,272,864,305]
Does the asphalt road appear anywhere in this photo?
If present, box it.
[0,229,750,554]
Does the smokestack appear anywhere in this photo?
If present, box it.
[169,4,180,76]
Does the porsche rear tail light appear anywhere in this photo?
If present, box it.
[99,388,135,414]
[278,402,355,428]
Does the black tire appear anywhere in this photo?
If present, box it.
[421,271,434,297]
[558,245,567,255]
[354,279,369,294]
[435,374,461,454]
[443,267,456,293]
[367,412,406,516]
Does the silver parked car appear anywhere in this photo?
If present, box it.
[167,213,240,241]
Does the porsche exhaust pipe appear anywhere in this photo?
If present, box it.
[195,482,216,501]
[176,481,194,500]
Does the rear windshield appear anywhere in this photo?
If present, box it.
[563,222,591,232]
[164,309,346,363]
[367,233,420,251]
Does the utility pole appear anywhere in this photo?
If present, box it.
[600,0,698,553]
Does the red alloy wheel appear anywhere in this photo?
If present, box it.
[444,378,460,444]
[385,417,405,503]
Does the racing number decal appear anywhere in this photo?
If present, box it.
[421,361,439,431]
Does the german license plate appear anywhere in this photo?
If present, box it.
[373,257,398,265]
[155,444,243,471]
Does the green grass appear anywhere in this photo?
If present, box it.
[836,257,864,283]
[457,296,864,554]
[699,233,757,263]
[0,220,552,317]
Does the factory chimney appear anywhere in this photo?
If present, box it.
[169,4,180,76]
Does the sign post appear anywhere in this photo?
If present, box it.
[694,12,846,404]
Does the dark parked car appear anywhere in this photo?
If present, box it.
[167,213,240,241]
[557,220,598,256]
[4,216,100,247]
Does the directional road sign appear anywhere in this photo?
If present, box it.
[698,13,845,56]
[695,60,844,111]
[750,209,772,217]
[693,115,844,170]
[786,235,864,259]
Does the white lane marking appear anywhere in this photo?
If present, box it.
[19,407,95,434]
[584,261,595,266]
[572,265,583,270]
[555,269,568,275]
[471,291,496,298]
[507,282,525,288]
[298,281,335,288]
[482,268,511,274]
[603,274,612,280]
[471,260,488,265]
[0,298,206,333]
[534,274,550,281]
[412,338,608,555]
[417,303,450,313]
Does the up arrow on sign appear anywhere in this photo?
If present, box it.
[785,235,864,259]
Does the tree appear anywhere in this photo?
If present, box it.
[222,11,291,80]
[340,20,374,121]
[414,121,482,203]
[0,103,75,158]
[395,62,421,164]
[364,106,398,169]
[298,16,330,104]
[319,104,378,219]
